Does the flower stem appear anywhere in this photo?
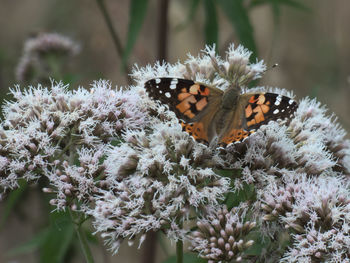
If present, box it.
[157,0,169,61]
[176,238,183,263]
[69,209,95,263]
[95,0,132,84]
[67,138,94,263]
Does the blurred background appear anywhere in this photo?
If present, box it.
[0,0,349,262]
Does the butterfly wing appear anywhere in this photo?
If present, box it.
[145,78,223,144]
[243,93,298,130]
[218,92,298,147]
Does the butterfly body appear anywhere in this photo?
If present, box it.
[145,78,297,147]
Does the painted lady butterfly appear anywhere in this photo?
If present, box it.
[145,78,297,147]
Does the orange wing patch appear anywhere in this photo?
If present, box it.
[176,84,210,119]
[246,95,271,127]
[219,129,254,147]
[176,96,197,113]
[180,121,209,144]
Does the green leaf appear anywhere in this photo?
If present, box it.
[0,179,28,231]
[6,211,75,263]
[218,0,257,59]
[122,0,149,67]
[203,0,218,46]
[175,0,200,31]
[162,252,207,263]
[39,210,75,263]
[244,230,271,256]
[224,183,256,210]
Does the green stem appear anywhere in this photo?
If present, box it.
[69,210,95,263]
[67,134,94,263]
[176,238,183,263]
[95,0,132,84]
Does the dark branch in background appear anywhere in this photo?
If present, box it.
[95,0,132,85]
[157,0,170,61]
[141,2,171,263]
[0,64,3,98]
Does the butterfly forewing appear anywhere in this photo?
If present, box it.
[145,78,224,145]
[243,93,298,131]
[217,92,298,147]
[145,78,221,122]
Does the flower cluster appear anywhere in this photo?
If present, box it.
[86,44,350,259]
[262,174,350,262]
[189,204,256,263]
[16,32,80,83]
[87,120,230,252]
[0,80,147,208]
[132,44,266,92]
[2,43,350,262]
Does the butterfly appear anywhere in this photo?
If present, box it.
[145,78,298,147]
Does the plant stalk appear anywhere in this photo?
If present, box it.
[68,136,94,263]
[69,209,95,263]
[95,0,132,84]
[176,238,183,263]
[157,0,170,61]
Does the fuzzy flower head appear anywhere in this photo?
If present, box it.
[132,44,265,91]
[189,204,256,263]
[16,32,80,83]
[87,119,230,252]
[262,174,350,261]
[0,80,148,209]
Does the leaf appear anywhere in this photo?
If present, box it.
[224,183,256,210]
[217,0,257,59]
[122,0,149,67]
[39,210,75,263]
[0,179,28,231]
[6,211,75,263]
[162,253,207,263]
[175,0,200,31]
[244,230,271,256]
[203,0,218,46]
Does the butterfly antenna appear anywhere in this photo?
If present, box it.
[265,63,279,73]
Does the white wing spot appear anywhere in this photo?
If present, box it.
[274,95,282,106]
[155,78,161,84]
[282,109,285,112]
[170,84,177,90]
[159,90,163,94]
[165,92,171,98]
[289,99,294,105]
[156,85,159,89]
[273,109,279,114]
[171,79,178,85]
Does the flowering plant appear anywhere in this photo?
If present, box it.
[1,43,350,263]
